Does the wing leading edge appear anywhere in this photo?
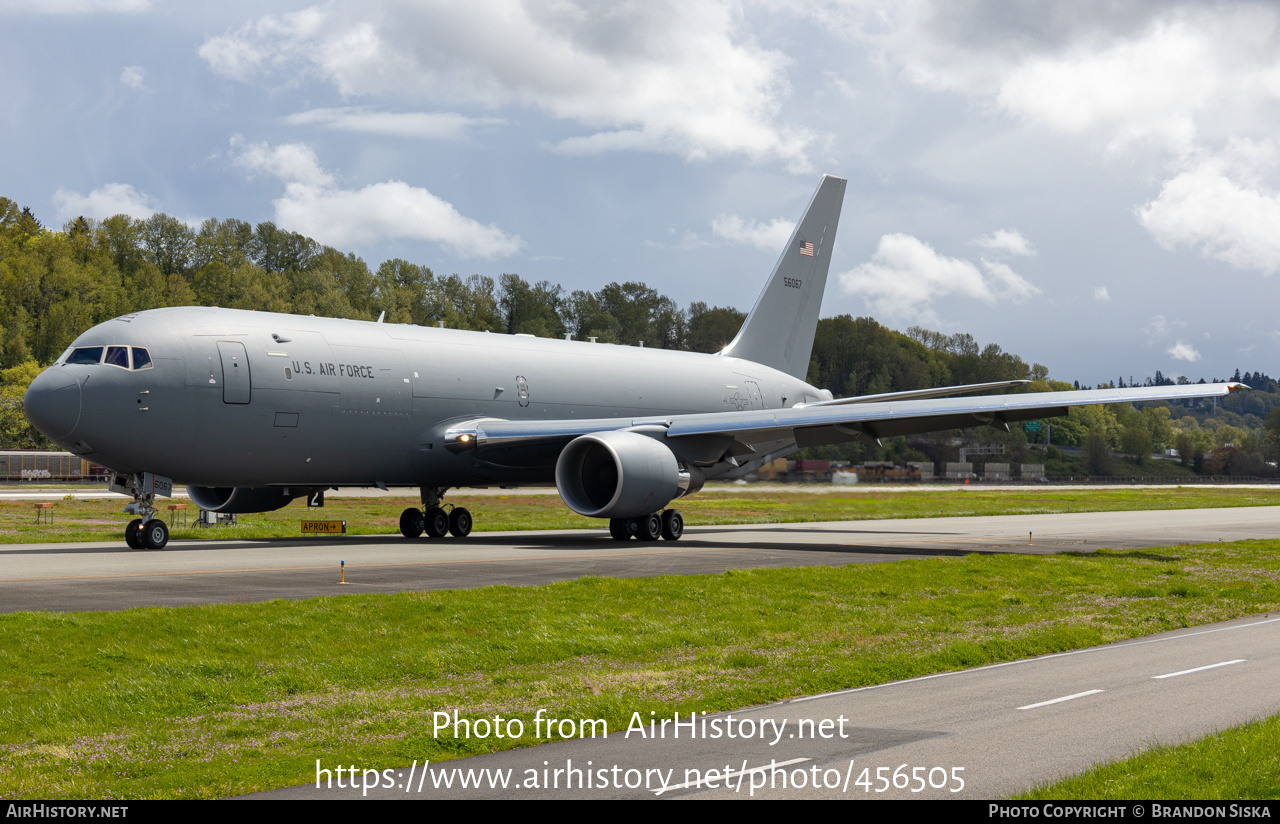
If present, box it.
[445,381,1248,477]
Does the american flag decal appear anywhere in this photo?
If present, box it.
[799,241,814,257]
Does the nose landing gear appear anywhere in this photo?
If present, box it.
[123,513,169,550]
[114,472,174,549]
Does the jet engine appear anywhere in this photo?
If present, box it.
[554,430,703,518]
[187,486,310,514]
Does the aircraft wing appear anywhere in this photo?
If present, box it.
[446,381,1247,476]
[793,379,1031,407]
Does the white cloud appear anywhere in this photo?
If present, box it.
[829,3,1280,275]
[1146,315,1204,365]
[979,258,1039,301]
[0,0,151,12]
[231,135,334,187]
[119,65,146,90]
[274,181,523,255]
[1136,141,1280,274]
[1145,314,1176,341]
[51,182,157,221]
[1093,286,1110,302]
[1168,341,1202,362]
[197,6,326,83]
[971,228,1034,256]
[841,3,1280,153]
[994,20,1213,154]
[229,138,521,257]
[839,233,1038,326]
[200,0,812,169]
[710,214,795,251]
[284,107,504,140]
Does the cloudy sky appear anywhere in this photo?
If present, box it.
[5,0,1280,385]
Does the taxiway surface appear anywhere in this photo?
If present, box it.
[2,506,1277,612]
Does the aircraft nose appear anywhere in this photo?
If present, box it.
[24,368,82,441]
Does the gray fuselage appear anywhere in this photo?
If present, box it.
[26,307,826,489]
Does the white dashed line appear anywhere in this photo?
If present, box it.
[1017,689,1104,710]
[1152,659,1247,680]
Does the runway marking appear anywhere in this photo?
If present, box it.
[1151,659,1247,679]
[653,757,811,795]
[1017,689,1104,710]
[788,616,1280,706]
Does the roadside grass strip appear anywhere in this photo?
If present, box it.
[1,539,1278,798]
[1019,711,1280,799]
[3,486,1280,544]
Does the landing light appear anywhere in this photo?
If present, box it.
[444,427,482,453]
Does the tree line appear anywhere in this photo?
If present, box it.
[2,197,1278,475]
[0,197,1044,386]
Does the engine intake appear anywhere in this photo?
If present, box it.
[555,430,702,519]
[187,486,310,514]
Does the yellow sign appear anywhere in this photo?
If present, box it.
[301,520,346,534]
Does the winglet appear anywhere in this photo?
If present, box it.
[720,175,846,379]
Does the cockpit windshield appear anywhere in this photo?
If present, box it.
[63,346,153,370]
[65,347,103,365]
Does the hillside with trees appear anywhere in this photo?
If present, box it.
[2,197,1277,477]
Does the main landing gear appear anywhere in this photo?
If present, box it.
[609,509,683,542]
[400,487,472,539]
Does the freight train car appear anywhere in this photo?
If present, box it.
[0,451,107,481]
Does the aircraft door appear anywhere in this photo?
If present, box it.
[218,341,252,404]
[745,380,764,409]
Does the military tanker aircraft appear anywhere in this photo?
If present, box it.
[23,176,1245,549]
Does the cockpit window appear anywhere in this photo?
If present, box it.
[56,347,73,365]
[63,345,154,370]
[104,346,130,369]
[66,347,103,365]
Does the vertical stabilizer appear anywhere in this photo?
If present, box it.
[720,175,846,379]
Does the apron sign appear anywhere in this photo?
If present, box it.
[301,520,346,534]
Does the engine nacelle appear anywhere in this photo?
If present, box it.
[555,430,703,519]
[187,486,308,514]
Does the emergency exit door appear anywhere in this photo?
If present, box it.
[217,341,252,404]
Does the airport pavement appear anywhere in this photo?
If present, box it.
[1,505,1277,612]
[251,612,1280,799]
[6,504,1278,800]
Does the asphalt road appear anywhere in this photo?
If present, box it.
[252,612,1280,799]
[2,505,1277,612]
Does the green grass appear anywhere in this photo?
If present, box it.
[4,485,1280,544]
[2,538,1280,798]
[1020,713,1280,799]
